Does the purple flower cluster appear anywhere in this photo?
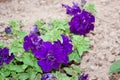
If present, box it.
[69,10,95,35]
[23,33,43,52]
[23,34,72,72]
[62,2,95,35]
[62,2,81,15]
[78,74,88,80]
[0,47,14,66]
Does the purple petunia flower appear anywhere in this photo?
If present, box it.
[62,2,81,15]
[41,73,57,80]
[69,10,95,35]
[78,74,88,80]
[0,47,14,66]
[23,33,73,72]
[30,25,40,36]
[36,35,72,72]
[23,33,43,52]
[5,27,12,34]
[61,35,73,55]
[37,41,65,72]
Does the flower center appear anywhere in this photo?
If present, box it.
[47,54,55,62]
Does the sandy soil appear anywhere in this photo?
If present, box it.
[0,0,120,80]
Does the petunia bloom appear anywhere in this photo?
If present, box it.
[30,25,40,36]
[78,74,88,80]
[61,35,73,55]
[41,73,57,80]
[37,41,63,72]
[0,47,14,66]
[69,10,95,35]
[23,33,43,52]
[37,35,73,72]
[5,27,12,34]
[62,2,81,15]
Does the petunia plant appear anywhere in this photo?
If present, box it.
[0,0,95,80]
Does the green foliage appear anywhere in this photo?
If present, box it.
[50,19,69,31]
[54,72,70,80]
[69,52,81,63]
[54,70,78,80]
[37,19,69,42]
[34,20,47,35]
[22,53,34,66]
[72,35,90,56]
[0,18,92,80]
[0,20,42,80]
[34,20,45,28]
[84,3,96,13]
[0,42,5,47]
[8,20,22,35]
[64,64,81,76]
[109,60,120,74]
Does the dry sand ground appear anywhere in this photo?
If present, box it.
[0,0,120,80]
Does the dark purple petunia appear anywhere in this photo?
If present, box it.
[37,35,73,72]
[37,41,64,72]
[23,33,43,52]
[61,35,73,55]
[0,47,14,66]
[30,25,40,36]
[69,10,95,35]
[78,74,88,80]
[23,33,73,72]
[41,73,57,80]
[5,27,12,34]
[62,2,81,15]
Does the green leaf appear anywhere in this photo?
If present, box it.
[40,29,63,42]
[0,68,10,77]
[2,71,10,77]
[8,20,21,35]
[51,19,69,31]
[70,76,78,80]
[34,20,45,27]
[22,64,28,70]
[109,60,120,74]
[10,46,19,53]
[64,67,74,75]
[0,42,5,47]
[18,31,27,39]
[54,72,70,80]
[29,72,37,80]
[34,73,41,80]
[11,72,18,79]
[69,52,80,63]
[28,69,38,80]
[33,61,42,73]
[84,3,96,13]
[64,65,81,76]
[72,35,90,56]
[0,75,5,80]
[18,73,29,80]
[8,20,20,27]
[71,64,81,74]
[22,53,34,66]
[8,64,24,72]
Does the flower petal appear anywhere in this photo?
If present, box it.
[38,59,52,72]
